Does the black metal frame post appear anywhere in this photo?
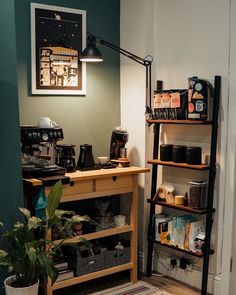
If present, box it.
[146,123,160,276]
[201,76,221,295]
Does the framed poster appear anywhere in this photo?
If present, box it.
[31,3,86,95]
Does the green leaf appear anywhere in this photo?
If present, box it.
[27,216,43,230]
[37,251,58,283]
[55,209,75,218]
[0,249,10,266]
[19,208,31,219]
[46,181,62,219]
[25,245,37,265]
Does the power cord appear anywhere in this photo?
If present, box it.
[152,246,175,277]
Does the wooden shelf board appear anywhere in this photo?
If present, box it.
[23,166,150,186]
[52,263,133,290]
[147,199,208,215]
[53,224,133,245]
[152,240,214,257]
[146,119,213,125]
[147,159,210,170]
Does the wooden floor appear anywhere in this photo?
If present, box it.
[142,275,201,295]
[51,271,202,295]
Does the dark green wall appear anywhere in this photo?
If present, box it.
[0,0,120,290]
[0,1,23,230]
[0,0,23,291]
[15,0,121,160]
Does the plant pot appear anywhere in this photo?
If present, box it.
[4,276,39,295]
[71,221,83,235]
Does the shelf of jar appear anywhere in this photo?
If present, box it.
[146,119,213,125]
[147,159,210,170]
[52,262,133,290]
[149,239,214,258]
[147,199,215,215]
[52,224,133,246]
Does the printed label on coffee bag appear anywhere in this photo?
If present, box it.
[170,92,181,108]
[161,93,171,108]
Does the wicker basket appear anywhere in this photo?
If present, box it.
[104,247,130,268]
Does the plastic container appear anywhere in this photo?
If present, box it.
[189,180,207,209]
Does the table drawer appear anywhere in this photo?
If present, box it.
[96,175,133,192]
[62,180,94,197]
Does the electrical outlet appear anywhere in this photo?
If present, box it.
[187,263,193,271]
[166,257,178,268]
[165,257,192,271]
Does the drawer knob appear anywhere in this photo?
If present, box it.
[112,176,117,182]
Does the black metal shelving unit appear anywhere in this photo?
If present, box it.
[146,76,221,295]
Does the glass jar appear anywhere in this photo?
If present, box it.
[189,180,207,209]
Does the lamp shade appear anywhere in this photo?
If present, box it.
[80,35,103,62]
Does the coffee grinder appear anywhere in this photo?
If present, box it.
[55,144,76,172]
[110,127,128,160]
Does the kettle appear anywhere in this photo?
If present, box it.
[77,144,95,170]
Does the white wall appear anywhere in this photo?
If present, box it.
[121,0,234,294]
[222,1,236,294]
[120,0,156,271]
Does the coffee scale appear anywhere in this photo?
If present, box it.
[21,126,68,183]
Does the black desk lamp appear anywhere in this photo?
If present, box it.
[80,34,153,117]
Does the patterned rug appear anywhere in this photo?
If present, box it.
[90,281,172,295]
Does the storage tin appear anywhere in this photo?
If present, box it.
[172,145,187,163]
[186,146,202,165]
[160,144,173,161]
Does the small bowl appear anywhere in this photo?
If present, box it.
[97,156,109,165]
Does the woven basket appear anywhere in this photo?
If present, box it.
[104,247,130,268]
[68,253,105,276]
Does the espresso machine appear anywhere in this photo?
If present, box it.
[110,127,128,159]
[21,126,66,178]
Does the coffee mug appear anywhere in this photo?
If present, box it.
[114,215,126,227]
[195,101,206,112]
[97,156,109,165]
[38,117,57,128]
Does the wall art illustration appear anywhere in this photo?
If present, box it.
[31,3,86,95]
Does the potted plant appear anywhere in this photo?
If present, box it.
[0,181,94,295]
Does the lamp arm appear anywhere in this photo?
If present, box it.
[100,39,150,67]
[100,38,153,116]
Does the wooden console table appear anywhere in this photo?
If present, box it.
[23,166,149,295]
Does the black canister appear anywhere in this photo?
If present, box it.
[172,145,187,163]
[160,144,173,161]
[186,146,202,165]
